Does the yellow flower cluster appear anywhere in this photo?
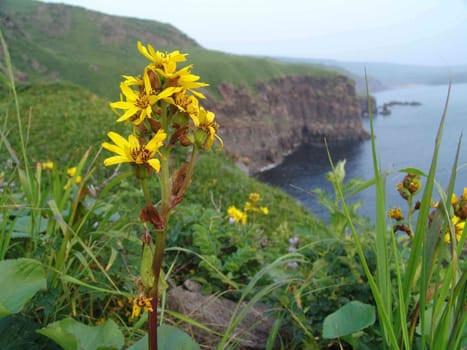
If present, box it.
[64,166,83,189]
[131,295,154,319]
[388,207,404,221]
[40,161,54,170]
[38,162,83,189]
[397,173,422,200]
[102,41,222,173]
[444,188,467,244]
[227,192,269,225]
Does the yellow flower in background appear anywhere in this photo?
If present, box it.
[67,167,77,177]
[444,215,465,243]
[462,187,467,201]
[102,130,167,172]
[197,107,223,151]
[248,192,260,203]
[244,192,269,216]
[227,206,247,225]
[64,166,82,189]
[41,161,54,170]
[388,207,404,221]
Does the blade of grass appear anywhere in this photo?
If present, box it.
[403,82,451,350]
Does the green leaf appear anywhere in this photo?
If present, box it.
[322,301,375,339]
[140,244,154,289]
[37,318,124,350]
[0,258,47,318]
[128,325,200,350]
[398,167,427,177]
[11,215,49,238]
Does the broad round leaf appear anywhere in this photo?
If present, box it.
[37,318,124,350]
[322,301,375,339]
[0,258,46,318]
[128,325,200,350]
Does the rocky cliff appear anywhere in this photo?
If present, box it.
[204,75,369,174]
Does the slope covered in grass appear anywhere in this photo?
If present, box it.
[0,0,339,100]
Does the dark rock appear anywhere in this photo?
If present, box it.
[166,281,280,349]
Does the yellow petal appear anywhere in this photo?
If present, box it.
[146,129,167,150]
[104,156,131,166]
[101,142,126,157]
[147,159,161,172]
[107,132,130,148]
[116,107,139,122]
[137,41,153,61]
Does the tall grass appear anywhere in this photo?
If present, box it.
[327,77,466,349]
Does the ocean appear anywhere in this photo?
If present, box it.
[256,83,467,220]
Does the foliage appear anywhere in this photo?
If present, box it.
[331,84,466,349]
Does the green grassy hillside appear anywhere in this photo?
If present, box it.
[0,81,318,232]
[0,0,339,100]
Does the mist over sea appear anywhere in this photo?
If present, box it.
[257,83,467,221]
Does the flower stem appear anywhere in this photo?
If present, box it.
[148,145,171,350]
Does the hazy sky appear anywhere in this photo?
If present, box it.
[40,0,467,66]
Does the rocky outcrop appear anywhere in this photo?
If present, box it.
[358,95,378,116]
[166,281,279,349]
[205,75,369,174]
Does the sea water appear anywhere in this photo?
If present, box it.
[257,83,467,220]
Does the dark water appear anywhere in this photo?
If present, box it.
[257,83,467,220]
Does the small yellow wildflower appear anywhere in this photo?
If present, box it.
[227,206,247,225]
[137,41,188,74]
[444,215,465,243]
[102,130,167,172]
[64,167,82,189]
[461,187,467,201]
[260,206,269,215]
[173,92,200,126]
[67,167,77,177]
[196,107,222,151]
[388,207,404,221]
[131,295,153,319]
[41,161,54,170]
[248,192,261,203]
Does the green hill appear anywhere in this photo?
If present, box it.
[0,0,338,100]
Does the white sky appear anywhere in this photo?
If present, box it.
[40,0,467,66]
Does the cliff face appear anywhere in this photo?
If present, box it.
[205,75,369,174]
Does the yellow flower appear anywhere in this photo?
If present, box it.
[137,41,187,74]
[227,206,247,225]
[163,65,209,99]
[388,207,404,221]
[102,130,167,172]
[110,72,180,125]
[131,295,154,319]
[173,92,200,126]
[67,167,77,177]
[462,188,467,201]
[249,193,260,203]
[196,107,223,151]
[260,207,269,215]
[41,161,54,170]
[444,215,465,243]
[64,166,83,189]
